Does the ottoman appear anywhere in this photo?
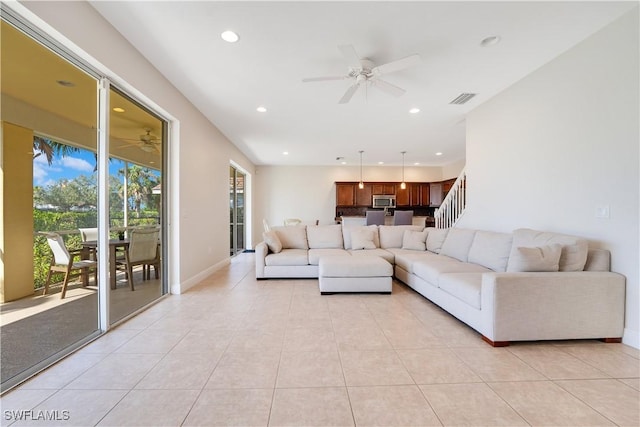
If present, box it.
[319,256,393,294]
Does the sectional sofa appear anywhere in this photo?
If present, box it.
[255,224,625,346]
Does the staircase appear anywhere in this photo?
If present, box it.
[435,168,467,229]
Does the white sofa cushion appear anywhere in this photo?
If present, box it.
[426,228,449,253]
[438,273,483,310]
[273,225,309,250]
[388,249,440,274]
[351,228,377,250]
[320,255,392,277]
[262,230,283,254]
[342,225,380,250]
[509,244,562,272]
[507,228,588,272]
[414,256,491,285]
[402,229,428,251]
[308,248,350,265]
[307,224,344,249]
[439,228,477,262]
[467,231,513,272]
[349,248,395,264]
[378,225,424,249]
[265,249,309,266]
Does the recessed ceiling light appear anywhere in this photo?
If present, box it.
[409,108,420,114]
[341,161,347,165]
[221,30,239,43]
[480,35,501,47]
[378,161,384,165]
[414,162,420,165]
[56,80,75,87]
[435,152,443,156]
[113,107,125,113]
[256,106,267,113]
[283,151,289,155]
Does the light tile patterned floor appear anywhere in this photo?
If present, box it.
[2,253,638,426]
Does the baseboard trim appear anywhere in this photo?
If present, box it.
[171,257,231,294]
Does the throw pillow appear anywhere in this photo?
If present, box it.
[402,230,427,251]
[351,229,376,250]
[262,230,282,254]
[426,228,449,253]
[508,244,562,272]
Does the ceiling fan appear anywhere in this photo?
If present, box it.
[302,44,420,104]
[119,128,161,153]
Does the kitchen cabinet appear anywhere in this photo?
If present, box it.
[443,178,456,197]
[409,183,430,206]
[372,184,395,195]
[355,184,373,206]
[336,183,356,206]
[395,184,410,207]
[429,183,443,206]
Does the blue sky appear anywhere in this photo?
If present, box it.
[33,149,125,187]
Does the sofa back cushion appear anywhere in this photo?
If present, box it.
[402,229,429,251]
[467,230,513,272]
[378,225,424,249]
[307,224,344,249]
[507,228,588,272]
[426,228,449,253]
[273,225,309,250]
[342,225,380,250]
[439,228,477,262]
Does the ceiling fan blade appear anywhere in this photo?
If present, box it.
[338,83,360,104]
[338,44,362,69]
[371,79,406,97]
[302,76,346,83]
[372,54,420,75]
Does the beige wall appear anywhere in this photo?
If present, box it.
[1,122,35,302]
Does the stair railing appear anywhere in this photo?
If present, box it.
[435,168,467,229]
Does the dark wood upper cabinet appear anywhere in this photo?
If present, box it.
[355,184,372,207]
[372,183,395,195]
[395,184,410,206]
[336,182,356,206]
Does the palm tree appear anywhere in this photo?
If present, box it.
[33,136,81,165]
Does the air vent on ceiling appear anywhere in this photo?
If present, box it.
[449,93,476,105]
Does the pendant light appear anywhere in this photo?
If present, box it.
[358,150,364,189]
[400,151,407,189]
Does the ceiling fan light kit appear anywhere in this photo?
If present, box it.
[302,44,420,104]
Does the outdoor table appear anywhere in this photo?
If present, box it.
[82,239,129,289]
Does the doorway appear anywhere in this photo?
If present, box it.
[229,166,245,256]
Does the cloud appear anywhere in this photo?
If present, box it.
[33,161,49,186]
[60,156,94,173]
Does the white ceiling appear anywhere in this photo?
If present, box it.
[91,1,635,167]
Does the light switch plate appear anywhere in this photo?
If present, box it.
[596,205,610,219]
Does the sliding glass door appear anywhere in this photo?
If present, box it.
[1,18,100,391]
[229,166,245,256]
[0,10,169,391]
[108,88,166,324]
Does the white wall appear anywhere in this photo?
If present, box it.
[253,164,454,243]
[459,9,639,347]
[20,1,256,292]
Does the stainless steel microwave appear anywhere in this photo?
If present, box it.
[372,195,396,208]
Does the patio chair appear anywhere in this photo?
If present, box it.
[44,232,97,299]
[284,218,302,226]
[366,210,385,226]
[79,227,98,259]
[116,228,160,291]
[393,210,414,225]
